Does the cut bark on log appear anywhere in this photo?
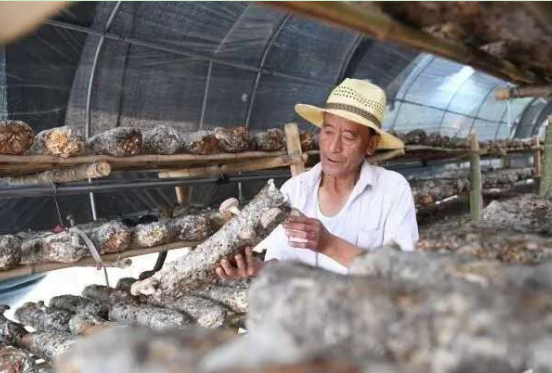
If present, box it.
[56,326,236,373]
[192,281,249,314]
[214,127,251,153]
[351,244,552,291]
[20,331,76,362]
[298,130,318,151]
[0,341,39,373]
[131,180,290,301]
[108,303,192,330]
[49,295,108,319]
[30,127,84,158]
[81,284,140,306]
[20,231,88,265]
[68,312,118,337]
[0,162,111,186]
[15,301,72,332]
[142,125,180,155]
[251,129,285,152]
[167,215,212,242]
[86,220,132,254]
[131,221,175,248]
[86,127,143,157]
[153,296,226,329]
[0,120,34,155]
[179,130,219,155]
[411,178,470,206]
[0,235,22,271]
[481,193,552,234]
[0,305,28,347]
[248,262,552,373]
[417,220,552,264]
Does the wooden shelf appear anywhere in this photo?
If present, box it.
[0,240,203,281]
[0,151,290,177]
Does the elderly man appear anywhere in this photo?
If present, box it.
[216,78,418,279]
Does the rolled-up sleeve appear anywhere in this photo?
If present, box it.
[383,179,419,251]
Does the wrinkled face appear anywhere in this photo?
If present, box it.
[319,113,379,178]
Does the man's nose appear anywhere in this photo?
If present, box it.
[329,133,342,153]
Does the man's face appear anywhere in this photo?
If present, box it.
[319,113,379,178]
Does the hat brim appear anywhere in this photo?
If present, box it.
[295,104,404,150]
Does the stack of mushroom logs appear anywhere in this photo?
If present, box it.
[0,121,319,157]
[411,167,535,206]
[389,128,539,151]
[28,193,552,373]
[0,120,538,159]
[0,180,292,372]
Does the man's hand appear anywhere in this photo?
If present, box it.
[215,247,264,280]
[282,216,335,253]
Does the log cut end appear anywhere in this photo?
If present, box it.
[0,305,28,346]
[179,130,219,155]
[31,126,84,157]
[0,235,22,271]
[143,125,180,155]
[0,120,34,155]
[214,127,251,153]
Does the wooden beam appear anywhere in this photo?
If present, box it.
[284,123,306,176]
[268,2,539,85]
[158,154,307,179]
[539,118,552,195]
[470,132,483,221]
[0,2,69,45]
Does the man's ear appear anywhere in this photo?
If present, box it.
[365,133,380,155]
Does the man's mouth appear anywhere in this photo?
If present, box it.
[325,156,343,164]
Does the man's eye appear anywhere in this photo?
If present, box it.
[343,135,355,142]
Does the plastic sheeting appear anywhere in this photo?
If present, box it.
[0,1,546,235]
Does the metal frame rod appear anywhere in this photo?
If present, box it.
[244,14,291,127]
[85,1,122,226]
[45,19,330,88]
[0,172,292,199]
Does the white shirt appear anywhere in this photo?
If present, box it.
[264,160,419,274]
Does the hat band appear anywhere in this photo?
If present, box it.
[324,103,382,129]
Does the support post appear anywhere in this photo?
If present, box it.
[539,117,552,195]
[470,132,483,221]
[174,186,190,207]
[534,136,542,178]
[284,123,305,177]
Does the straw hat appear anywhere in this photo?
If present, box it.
[295,78,404,150]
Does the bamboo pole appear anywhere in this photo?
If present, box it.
[0,151,288,166]
[0,162,111,185]
[284,123,306,177]
[158,154,307,179]
[268,2,538,85]
[495,85,552,101]
[0,240,202,281]
[534,136,543,177]
[175,186,190,206]
[470,132,483,221]
[539,118,552,195]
